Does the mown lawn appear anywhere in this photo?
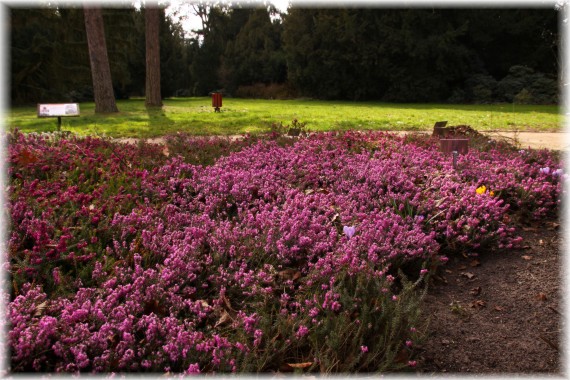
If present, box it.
[7,97,561,138]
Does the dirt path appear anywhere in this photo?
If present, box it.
[116,131,569,151]
[481,131,569,151]
[417,221,562,374]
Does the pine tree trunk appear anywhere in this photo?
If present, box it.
[145,6,162,108]
[83,6,119,113]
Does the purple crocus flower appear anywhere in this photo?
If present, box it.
[539,167,551,174]
[343,225,356,239]
[553,168,563,176]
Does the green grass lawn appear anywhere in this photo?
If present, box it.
[7,97,561,138]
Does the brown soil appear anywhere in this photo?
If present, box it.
[416,220,562,374]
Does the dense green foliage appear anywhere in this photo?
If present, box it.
[9,98,560,138]
[10,5,559,105]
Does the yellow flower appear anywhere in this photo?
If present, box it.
[490,191,495,197]
[475,185,486,195]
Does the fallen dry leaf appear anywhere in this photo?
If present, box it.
[461,272,476,280]
[469,259,481,267]
[34,301,48,317]
[536,293,548,301]
[458,265,467,270]
[470,287,482,296]
[287,362,313,369]
[220,294,236,312]
[433,275,448,284]
[197,299,209,308]
[278,269,302,282]
[331,213,340,224]
[522,255,532,261]
[394,348,409,364]
[17,148,39,165]
[445,269,453,274]
[539,239,545,245]
[470,300,486,308]
[214,310,233,328]
[494,306,505,311]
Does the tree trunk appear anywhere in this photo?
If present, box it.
[83,6,119,113]
[145,6,162,108]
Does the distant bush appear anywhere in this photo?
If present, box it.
[464,74,498,104]
[457,66,558,105]
[497,65,557,104]
[66,86,94,103]
[235,83,296,99]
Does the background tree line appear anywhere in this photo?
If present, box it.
[10,5,559,106]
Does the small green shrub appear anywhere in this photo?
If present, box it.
[233,268,428,373]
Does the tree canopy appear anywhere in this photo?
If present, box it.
[10,5,559,105]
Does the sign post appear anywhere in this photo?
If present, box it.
[37,103,80,131]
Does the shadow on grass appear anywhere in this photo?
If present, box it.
[146,106,176,136]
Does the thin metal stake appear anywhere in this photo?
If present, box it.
[452,150,458,169]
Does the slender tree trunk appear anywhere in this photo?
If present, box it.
[145,6,162,108]
[83,6,118,113]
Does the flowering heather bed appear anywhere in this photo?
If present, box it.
[7,130,563,373]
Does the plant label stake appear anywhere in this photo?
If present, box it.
[440,139,469,169]
[452,150,458,169]
[432,121,448,137]
[37,103,80,131]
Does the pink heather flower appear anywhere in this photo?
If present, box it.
[420,269,428,275]
[309,307,319,317]
[343,225,356,239]
[392,295,398,301]
[253,329,263,347]
[406,340,413,348]
[52,268,61,285]
[296,325,309,338]
[408,360,417,367]
[360,345,369,353]
[186,363,200,374]
[539,167,551,175]
[410,327,417,333]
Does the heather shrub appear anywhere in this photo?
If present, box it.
[7,129,563,373]
[8,131,165,297]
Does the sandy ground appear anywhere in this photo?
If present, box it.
[398,131,569,151]
[480,131,569,151]
[117,131,569,151]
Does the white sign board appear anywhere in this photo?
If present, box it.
[37,103,80,117]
